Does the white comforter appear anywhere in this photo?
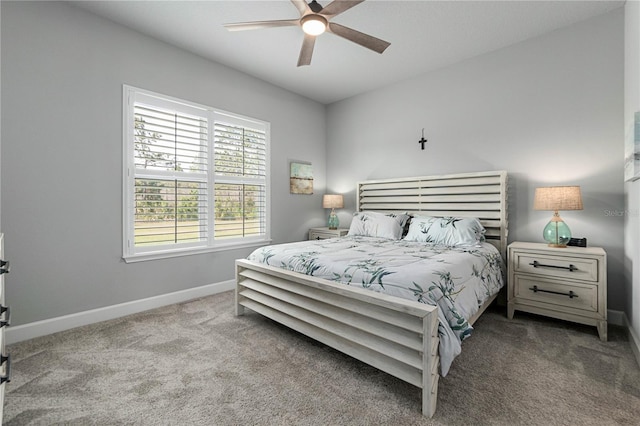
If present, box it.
[247,235,504,376]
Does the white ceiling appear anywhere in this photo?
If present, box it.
[71,0,624,104]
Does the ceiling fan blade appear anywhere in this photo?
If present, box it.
[297,34,316,67]
[224,19,299,31]
[327,22,390,54]
[319,0,365,17]
[290,0,311,16]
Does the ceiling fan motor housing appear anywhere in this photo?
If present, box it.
[308,0,323,13]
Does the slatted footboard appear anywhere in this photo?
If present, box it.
[235,259,441,417]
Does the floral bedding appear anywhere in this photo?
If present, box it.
[247,235,505,376]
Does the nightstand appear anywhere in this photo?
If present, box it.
[507,242,607,341]
[308,227,348,240]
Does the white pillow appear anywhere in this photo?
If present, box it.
[385,212,411,229]
[404,216,486,246]
[347,211,404,240]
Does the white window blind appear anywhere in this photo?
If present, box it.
[214,119,267,240]
[123,86,270,261]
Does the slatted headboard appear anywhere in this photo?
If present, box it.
[357,170,509,259]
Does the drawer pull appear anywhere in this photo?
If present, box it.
[529,285,578,299]
[0,354,11,384]
[0,305,10,328]
[529,260,578,272]
[0,260,9,275]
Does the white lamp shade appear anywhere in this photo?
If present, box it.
[533,186,583,211]
[322,194,344,209]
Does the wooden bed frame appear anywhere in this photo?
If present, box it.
[235,170,508,417]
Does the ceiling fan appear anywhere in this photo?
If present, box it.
[224,0,390,67]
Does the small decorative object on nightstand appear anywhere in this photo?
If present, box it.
[308,227,348,240]
[507,241,607,341]
[322,194,344,229]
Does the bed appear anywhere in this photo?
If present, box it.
[235,170,508,417]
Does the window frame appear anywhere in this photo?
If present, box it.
[122,85,271,263]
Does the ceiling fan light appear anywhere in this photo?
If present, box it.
[301,15,327,36]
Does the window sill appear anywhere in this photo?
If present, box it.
[123,239,272,263]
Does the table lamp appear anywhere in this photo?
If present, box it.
[322,194,344,230]
[533,186,583,248]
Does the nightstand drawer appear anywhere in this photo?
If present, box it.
[513,275,598,312]
[308,227,348,240]
[309,231,334,240]
[513,252,598,282]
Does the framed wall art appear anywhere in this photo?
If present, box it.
[290,161,313,194]
[625,111,640,182]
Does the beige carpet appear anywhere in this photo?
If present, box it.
[4,290,640,425]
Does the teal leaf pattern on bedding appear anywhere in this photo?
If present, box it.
[336,259,394,289]
[469,249,504,300]
[405,216,486,245]
[282,251,324,276]
[410,270,472,342]
[247,235,505,376]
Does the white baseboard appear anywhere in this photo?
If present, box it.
[6,280,235,345]
[605,310,640,367]
[623,313,640,369]
[608,309,626,327]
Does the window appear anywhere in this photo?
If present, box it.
[123,86,270,261]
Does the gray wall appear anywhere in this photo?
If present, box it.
[624,0,640,353]
[1,1,327,325]
[326,10,625,310]
[0,2,629,327]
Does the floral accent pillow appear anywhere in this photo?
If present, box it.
[404,215,486,246]
[347,211,406,240]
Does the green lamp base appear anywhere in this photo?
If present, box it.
[542,216,571,248]
[327,210,339,230]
